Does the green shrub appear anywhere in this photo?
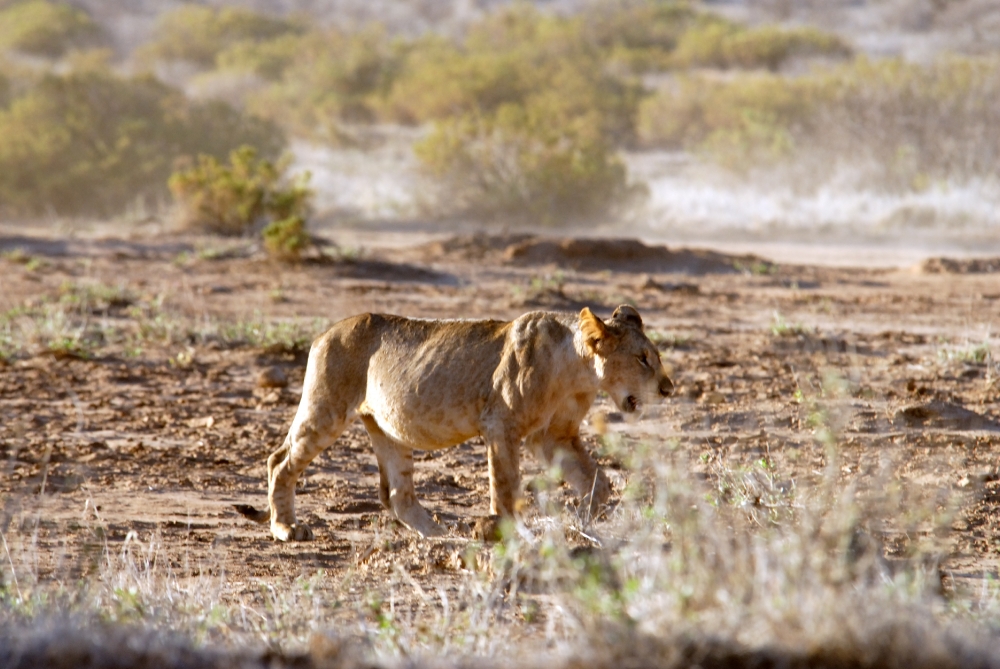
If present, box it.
[0,0,101,58]
[385,35,530,124]
[808,56,1000,189]
[139,6,302,68]
[388,7,640,142]
[722,25,850,70]
[416,99,635,225]
[262,216,310,262]
[671,19,850,70]
[579,0,698,72]
[395,7,643,223]
[666,15,738,68]
[0,69,9,108]
[637,55,1000,188]
[637,71,817,166]
[572,2,847,74]
[168,145,311,240]
[215,33,303,81]
[245,26,402,139]
[0,68,283,216]
[0,55,42,105]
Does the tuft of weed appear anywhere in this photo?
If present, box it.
[210,313,326,352]
[770,311,808,338]
[938,341,992,366]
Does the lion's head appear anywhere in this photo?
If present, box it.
[580,305,674,415]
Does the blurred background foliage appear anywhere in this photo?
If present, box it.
[0,0,103,57]
[0,66,282,217]
[0,0,996,223]
[137,5,304,69]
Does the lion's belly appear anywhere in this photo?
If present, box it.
[362,350,493,449]
[361,386,483,449]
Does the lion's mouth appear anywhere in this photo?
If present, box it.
[622,395,640,413]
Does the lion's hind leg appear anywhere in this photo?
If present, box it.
[234,442,289,524]
[267,409,346,541]
[361,416,446,538]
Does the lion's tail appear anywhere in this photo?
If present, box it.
[233,504,270,524]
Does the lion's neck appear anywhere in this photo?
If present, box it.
[571,323,602,389]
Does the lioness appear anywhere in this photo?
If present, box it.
[236,305,673,541]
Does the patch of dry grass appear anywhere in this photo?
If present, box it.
[2,279,999,667]
[0,279,328,362]
[3,407,1000,667]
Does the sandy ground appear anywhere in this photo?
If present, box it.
[1,225,999,626]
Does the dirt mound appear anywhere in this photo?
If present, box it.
[502,237,765,274]
[413,234,768,275]
[415,232,535,263]
[920,257,1000,274]
[893,401,1000,431]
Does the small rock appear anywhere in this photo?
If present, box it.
[186,416,214,429]
[703,391,727,405]
[257,366,288,389]
[638,275,660,291]
[258,390,281,405]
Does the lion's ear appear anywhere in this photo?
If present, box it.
[611,305,643,329]
[579,307,610,354]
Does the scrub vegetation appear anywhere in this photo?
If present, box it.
[9,0,997,224]
[0,66,282,217]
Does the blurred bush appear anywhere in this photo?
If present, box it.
[261,216,311,262]
[0,0,103,58]
[388,9,639,140]
[811,56,1000,190]
[577,0,699,72]
[671,17,850,70]
[400,7,642,223]
[638,56,1000,189]
[245,26,402,139]
[0,69,10,108]
[0,67,283,216]
[139,6,303,68]
[417,102,635,224]
[638,72,815,168]
[215,32,303,81]
[169,146,311,244]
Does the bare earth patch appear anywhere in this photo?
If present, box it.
[1,227,999,666]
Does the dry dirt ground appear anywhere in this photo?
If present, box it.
[1,227,999,632]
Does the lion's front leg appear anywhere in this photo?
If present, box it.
[485,432,521,517]
[525,430,611,517]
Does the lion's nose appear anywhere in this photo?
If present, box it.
[659,376,674,397]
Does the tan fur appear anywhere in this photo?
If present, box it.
[235,305,674,541]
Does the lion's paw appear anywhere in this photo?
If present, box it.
[396,507,447,539]
[271,522,314,542]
